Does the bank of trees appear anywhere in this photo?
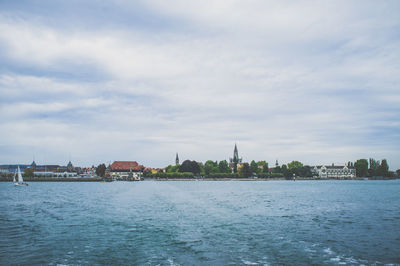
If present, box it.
[143,157,398,179]
[145,159,303,179]
[354,158,394,178]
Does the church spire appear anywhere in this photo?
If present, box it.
[175,153,179,165]
[233,143,239,161]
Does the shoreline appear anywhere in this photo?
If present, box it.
[1,177,398,182]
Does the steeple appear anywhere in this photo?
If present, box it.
[229,143,242,173]
[233,143,239,161]
[175,153,179,165]
[275,159,279,167]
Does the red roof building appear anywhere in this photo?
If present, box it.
[110,161,145,172]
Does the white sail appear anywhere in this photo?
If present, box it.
[17,166,23,184]
[13,169,17,183]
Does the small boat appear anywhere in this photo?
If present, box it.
[14,166,28,186]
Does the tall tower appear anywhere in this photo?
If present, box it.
[233,144,239,162]
[230,143,242,173]
[175,153,179,165]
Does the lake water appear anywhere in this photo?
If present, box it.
[1,180,399,265]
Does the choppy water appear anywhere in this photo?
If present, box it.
[1,180,399,265]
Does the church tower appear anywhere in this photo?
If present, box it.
[229,143,242,173]
[233,144,239,162]
[175,153,179,165]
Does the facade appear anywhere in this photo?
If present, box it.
[312,164,356,179]
[109,161,145,180]
[34,171,78,178]
[0,165,29,174]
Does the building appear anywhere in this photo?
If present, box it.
[109,161,145,180]
[176,153,179,165]
[229,143,243,172]
[0,164,29,174]
[311,164,356,179]
[33,171,78,178]
[67,161,74,172]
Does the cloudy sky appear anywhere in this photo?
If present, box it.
[0,0,399,169]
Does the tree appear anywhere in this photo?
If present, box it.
[250,160,258,175]
[198,162,205,175]
[204,160,217,175]
[218,160,231,173]
[281,164,290,178]
[179,160,201,174]
[96,163,106,177]
[369,158,380,176]
[238,163,252,178]
[288,161,304,176]
[396,169,400,177]
[300,166,312,177]
[288,161,303,170]
[166,165,179,173]
[273,166,281,173]
[354,159,368,177]
[257,161,268,173]
[377,159,389,177]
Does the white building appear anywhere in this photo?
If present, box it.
[312,164,356,179]
[34,171,78,178]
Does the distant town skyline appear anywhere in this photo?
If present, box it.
[0,1,399,169]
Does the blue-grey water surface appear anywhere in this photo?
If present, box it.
[1,180,400,265]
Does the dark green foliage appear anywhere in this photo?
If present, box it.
[300,165,313,177]
[166,165,180,173]
[257,161,268,173]
[368,158,380,176]
[273,166,281,173]
[250,160,258,174]
[396,169,400,177]
[377,159,389,177]
[179,160,201,174]
[269,172,284,178]
[218,160,231,173]
[288,161,303,170]
[145,172,195,178]
[96,163,106,177]
[207,173,239,178]
[354,159,368,177]
[238,163,252,178]
[281,164,289,177]
[204,160,218,175]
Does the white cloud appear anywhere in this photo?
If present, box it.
[0,1,399,169]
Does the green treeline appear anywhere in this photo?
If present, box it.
[354,158,395,178]
[143,158,399,179]
[143,159,312,179]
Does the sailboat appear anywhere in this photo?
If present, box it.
[14,166,28,186]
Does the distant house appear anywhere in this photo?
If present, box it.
[312,164,356,179]
[110,161,145,180]
[34,171,78,178]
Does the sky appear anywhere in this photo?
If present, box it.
[0,0,399,169]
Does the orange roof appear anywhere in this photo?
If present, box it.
[110,161,144,171]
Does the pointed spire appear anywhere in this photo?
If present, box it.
[234,143,239,160]
[175,153,179,165]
